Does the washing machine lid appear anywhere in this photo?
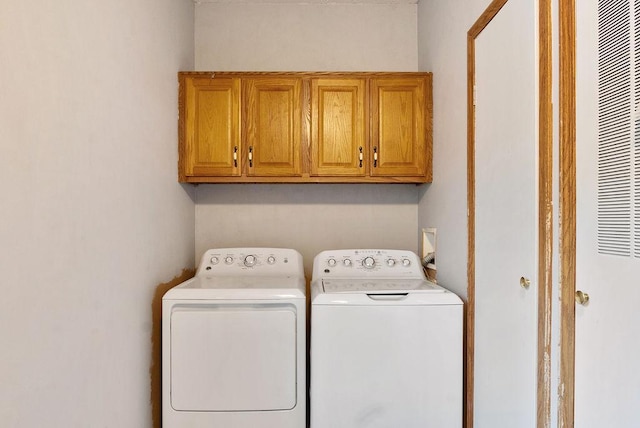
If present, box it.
[164,276,306,300]
[313,279,462,306]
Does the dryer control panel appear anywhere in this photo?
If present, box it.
[196,248,304,277]
[312,249,424,279]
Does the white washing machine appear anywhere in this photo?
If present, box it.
[310,249,463,428]
[162,248,306,428]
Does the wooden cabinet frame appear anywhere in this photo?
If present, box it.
[178,72,433,184]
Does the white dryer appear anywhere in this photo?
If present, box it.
[162,248,306,428]
[310,249,463,428]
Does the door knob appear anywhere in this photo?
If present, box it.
[575,290,590,306]
[520,277,530,289]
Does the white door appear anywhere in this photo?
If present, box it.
[574,1,640,426]
[473,0,538,426]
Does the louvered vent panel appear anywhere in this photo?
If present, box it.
[636,0,640,258]
[598,0,632,256]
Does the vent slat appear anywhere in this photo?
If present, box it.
[598,0,633,257]
[636,1,640,258]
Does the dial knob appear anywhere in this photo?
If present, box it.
[343,258,352,267]
[386,258,396,267]
[362,256,376,269]
[224,256,234,264]
[244,255,257,267]
[267,256,276,264]
[210,256,219,265]
[402,258,411,267]
[327,258,337,267]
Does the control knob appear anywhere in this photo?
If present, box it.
[327,258,337,267]
[224,256,234,264]
[267,256,276,264]
[343,258,352,267]
[386,258,396,267]
[210,256,219,265]
[402,258,411,267]
[362,256,376,269]
[244,255,257,267]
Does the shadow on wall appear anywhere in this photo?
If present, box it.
[195,183,421,205]
[194,183,423,277]
[150,269,196,428]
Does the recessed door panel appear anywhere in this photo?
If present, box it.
[170,304,297,412]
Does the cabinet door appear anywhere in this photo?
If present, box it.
[245,78,302,177]
[370,77,428,177]
[310,78,366,176]
[182,76,240,178]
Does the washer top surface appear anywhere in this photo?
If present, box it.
[311,249,461,305]
[164,248,305,300]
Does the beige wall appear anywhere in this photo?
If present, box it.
[0,0,195,426]
[417,0,495,299]
[195,3,418,71]
[194,2,422,273]
[196,185,419,277]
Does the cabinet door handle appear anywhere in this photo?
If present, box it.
[373,146,378,167]
[248,146,253,168]
[359,147,363,168]
[233,146,238,167]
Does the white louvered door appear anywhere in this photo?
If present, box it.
[575,1,640,426]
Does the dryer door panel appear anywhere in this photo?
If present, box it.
[170,304,297,412]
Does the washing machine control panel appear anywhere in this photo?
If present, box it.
[197,248,303,276]
[313,249,424,279]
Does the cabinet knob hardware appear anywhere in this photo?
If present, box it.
[233,146,238,167]
[373,146,378,167]
[248,146,253,168]
[520,276,530,289]
[359,147,363,168]
[575,290,590,306]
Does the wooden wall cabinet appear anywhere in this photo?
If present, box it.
[178,72,432,183]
